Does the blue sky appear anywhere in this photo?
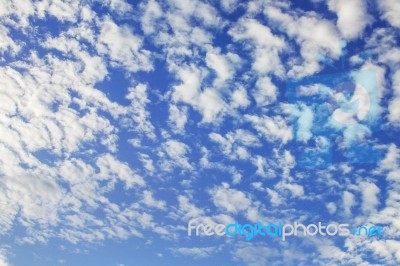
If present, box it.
[0,0,400,265]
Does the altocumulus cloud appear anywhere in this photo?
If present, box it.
[0,0,399,266]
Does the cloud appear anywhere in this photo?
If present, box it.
[199,146,244,184]
[232,243,279,266]
[172,66,228,123]
[96,154,145,189]
[378,0,400,28]
[266,188,283,206]
[342,191,355,216]
[326,202,337,214]
[0,248,10,266]
[43,34,108,84]
[198,88,228,123]
[276,182,305,198]
[171,246,220,259]
[252,156,276,178]
[96,16,153,72]
[172,0,223,28]
[245,114,293,144]
[265,5,341,77]
[368,240,400,265]
[388,70,400,125]
[205,48,239,86]
[209,129,260,160]
[161,139,193,170]
[168,104,188,134]
[379,144,399,171]
[104,0,133,15]
[138,153,156,173]
[359,181,380,214]
[209,183,251,214]
[0,25,20,55]
[0,0,34,27]
[220,0,240,13]
[291,103,314,142]
[328,0,370,39]
[229,18,286,77]
[142,190,166,210]
[37,0,81,23]
[314,239,358,264]
[175,195,205,221]
[140,0,163,34]
[253,76,278,106]
[0,0,399,264]
[124,84,156,138]
[231,86,251,109]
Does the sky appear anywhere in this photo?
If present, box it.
[0,0,400,265]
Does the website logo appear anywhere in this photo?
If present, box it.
[286,43,381,168]
[188,220,385,241]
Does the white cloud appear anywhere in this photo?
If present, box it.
[175,195,204,221]
[96,154,145,189]
[0,0,399,264]
[138,153,156,173]
[291,104,314,142]
[199,146,244,184]
[359,61,386,99]
[266,188,283,206]
[205,49,238,86]
[366,27,397,53]
[265,6,341,77]
[162,139,193,170]
[171,246,220,259]
[96,17,153,72]
[123,83,155,138]
[1,166,62,232]
[232,243,279,266]
[231,86,251,109]
[40,0,81,22]
[369,240,400,264]
[232,172,243,185]
[252,156,276,179]
[221,0,240,13]
[142,190,166,210]
[359,181,380,214]
[172,66,203,105]
[328,0,370,39]
[378,0,400,28]
[326,202,337,214]
[210,183,251,213]
[172,66,228,123]
[198,88,227,123]
[0,248,10,266]
[253,76,278,106]
[245,114,293,144]
[104,0,133,15]
[0,36,159,243]
[0,25,20,55]
[342,191,355,216]
[380,144,399,172]
[0,0,34,27]
[388,70,400,125]
[140,0,163,34]
[276,182,305,198]
[315,240,354,264]
[209,129,260,160]
[229,18,286,77]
